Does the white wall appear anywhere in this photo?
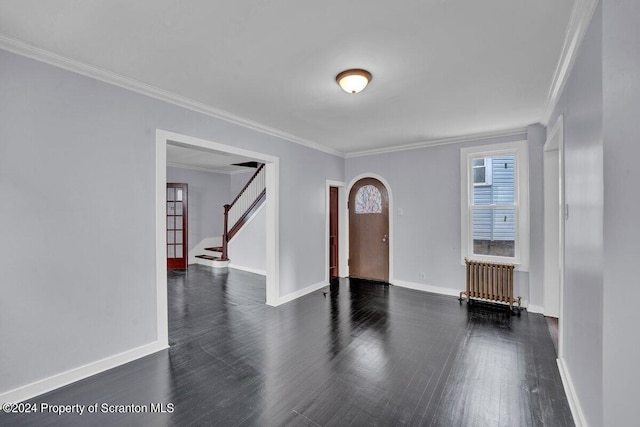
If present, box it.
[527,125,546,310]
[229,204,267,274]
[0,48,344,397]
[166,166,230,251]
[230,170,255,199]
[548,3,603,425]
[345,129,545,307]
[602,0,640,425]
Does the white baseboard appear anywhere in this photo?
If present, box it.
[278,280,329,306]
[557,357,588,427]
[527,304,545,314]
[228,264,266,276]
[392,280,461,298]
[193,257,229,269]
[393,280,540,312]
[0,341,168,404]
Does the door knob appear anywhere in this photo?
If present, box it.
[382,234,388,243]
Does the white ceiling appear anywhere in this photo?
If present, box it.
[0,0,576,155]
[167,143,257,174]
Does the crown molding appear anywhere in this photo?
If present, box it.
[345,127,528,158]
[1,33,559,160]
[0,34,345,158]
[543,0,599,125]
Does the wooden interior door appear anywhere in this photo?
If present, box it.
[167,183,188,270]
[349,178,389,282]
[329,186,339,280]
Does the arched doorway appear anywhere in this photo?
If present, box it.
[348,177,390,282]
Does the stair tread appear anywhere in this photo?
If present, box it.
[195,254,220,261]
[204,246,223,252]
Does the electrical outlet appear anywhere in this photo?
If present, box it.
[420,272,426,280]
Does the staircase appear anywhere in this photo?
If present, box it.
[195,246,225,262]
[195,163,266,268]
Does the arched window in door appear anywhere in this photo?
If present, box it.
[355,185,382,214]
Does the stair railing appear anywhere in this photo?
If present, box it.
[221,163,266,260]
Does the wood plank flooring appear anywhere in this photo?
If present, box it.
[1,265,574,426]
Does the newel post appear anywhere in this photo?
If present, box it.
[222,204,230,261]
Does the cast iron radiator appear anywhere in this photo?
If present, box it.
[459,258,521,311]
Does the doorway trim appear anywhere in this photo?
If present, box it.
[345,173,394,284]
[156,130,280,345]
[325,180,346,283]
[543,115,565,358]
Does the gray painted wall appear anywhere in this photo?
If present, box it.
[527,124,546,312]
[602,0,640,425]
[0,48,343,395]
[229,205,267,273]
[345,128,545,306]
[548,3,603,425]
[166,167,230,251]
[230,170,255,200]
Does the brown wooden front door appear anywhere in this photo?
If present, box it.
[167,183,188,270]
[349,178,389,282]
[329,186,339,280]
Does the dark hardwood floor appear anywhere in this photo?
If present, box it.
[1,265,574,426]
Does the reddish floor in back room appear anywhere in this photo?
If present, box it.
[547,316,559,355]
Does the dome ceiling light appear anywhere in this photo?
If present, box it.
[336,69,372,94]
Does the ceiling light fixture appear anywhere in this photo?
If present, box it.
[336,69,372,94]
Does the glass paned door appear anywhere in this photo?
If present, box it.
[167,183,188,269]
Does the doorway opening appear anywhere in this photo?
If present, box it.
[329,186,339,280]
[543,115,564,357]
[155,130,280,347]
[326,181,346,283]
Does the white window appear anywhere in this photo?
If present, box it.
[472,158,492,186]
[460,141,529,270]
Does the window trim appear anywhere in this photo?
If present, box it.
[460,140,529,271]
